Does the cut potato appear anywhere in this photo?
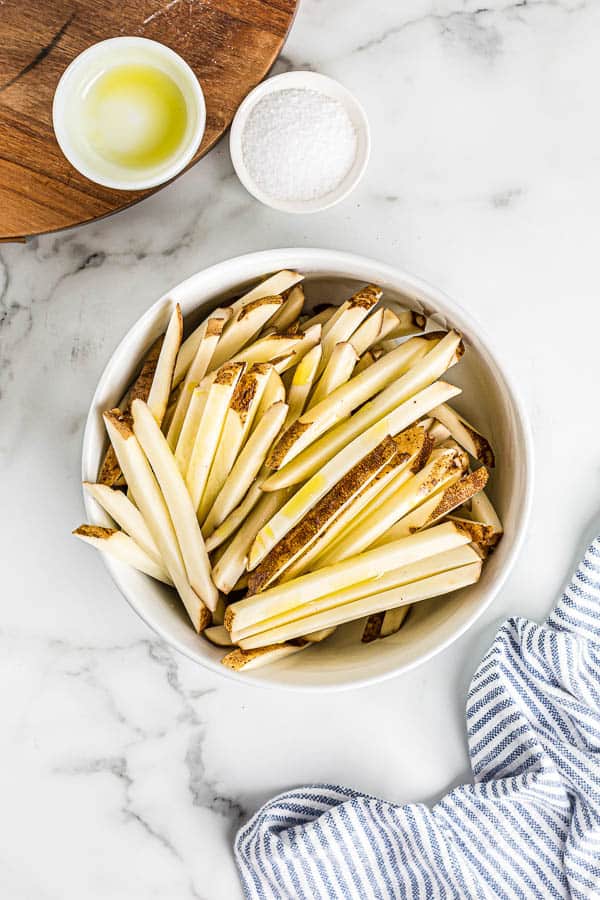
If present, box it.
[383,305,427,340]
[203,400,289,534]
[349,307,400,356]
[430,403,495,467]
[354,349,377,375]
[317,445,466,565]
[302,305,337,329]
[147,304,183,425]
[173,271,302,387]
[268,284,305,332]
[284,343,322,427]
[237,560,482,648]
[236,545,480,643]
[309,341,357,408]
[174,384,208,476]
[186,362,245,512]
[221,641,308,671]
[98,335,164,487]
[283,430,429,582]
[229,521,472,636]
[380,606,411,637]
[247,435,399,594]
[103,411,210,630]
[375,466,489,545]
[232,326,317,368]
[198,363,272,522]
[166,309,229,449]
[318,284,382,377]
[131,399,218,611]
[209,297,283,372]
[264,330,462,488]
[267,331,443,473]
[203,625,234,648]
[469,490,503,537]
[73,524,172,585]
[251,379,461,568]
[204,480,264,549]
[212,488,292,594]
[83,482,161,564]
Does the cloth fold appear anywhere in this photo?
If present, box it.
[235,537,600,899]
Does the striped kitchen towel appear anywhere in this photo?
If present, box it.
[235,536,600,899]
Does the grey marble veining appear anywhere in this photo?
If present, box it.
[2,0,600,895]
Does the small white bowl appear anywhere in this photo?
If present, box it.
[53,37,206,191]
[229,72,371,213]
[81,249,533,692]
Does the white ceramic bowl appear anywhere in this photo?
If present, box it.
[53,37,206,190]
[82,249,533,691]
[229,72,370,213]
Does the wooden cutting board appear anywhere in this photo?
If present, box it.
[0,0,297,241]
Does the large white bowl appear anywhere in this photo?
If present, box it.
[82,249,533,691]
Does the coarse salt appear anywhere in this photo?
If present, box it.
[241,88,358,203]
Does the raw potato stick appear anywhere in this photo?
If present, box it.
[173,271,302,387]
[374,467,490,545]
[231,326,318,368]
[212,488,292,594]
[237,561,482,648]
[221,641,308,671]
[264,330,461,486]
[383,305,427,340]
[317,446,466,565]
[446,516,499,545]
[229,521,472,635]
[208,297,282,371]
[267,332,442,472]
[380,606,411,638]
[317,284,382,376]
[268,284,305,331]
[73,525,172,585]
[203,625,234,648]
[83,482,161,564]
[469,490,503,536]
[284,344,322,426]
[198,364,272,522]
[103,411,210,630]
[283,429,429,582]
[204,480,264,549]
[309,342,358,408]
[302,306,337,329]
[254,369,285,421]
[98,335,163,487]
[349,307,400,357]
[250,379,461,569]
[131,399,218,611]
[236,545,480,642]
[203,401,289,535]
[248,436,399,594]
[430,403,495,467]
[354,350,377,375]
[174,384,208,476]
[147,304,183,425]
[167,310,229,449]
[186,362,245,512]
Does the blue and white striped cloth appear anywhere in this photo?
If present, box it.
[235,537,600,898]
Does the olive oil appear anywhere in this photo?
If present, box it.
[81,63,188,169]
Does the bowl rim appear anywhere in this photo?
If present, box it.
[229,72,371,214]
[52,36,206,191]
[81,248,534,691]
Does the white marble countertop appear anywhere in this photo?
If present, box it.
[2,0,600,896]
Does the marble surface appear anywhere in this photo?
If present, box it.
[2,0,600,896]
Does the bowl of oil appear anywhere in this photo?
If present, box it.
[53,37,206,191]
